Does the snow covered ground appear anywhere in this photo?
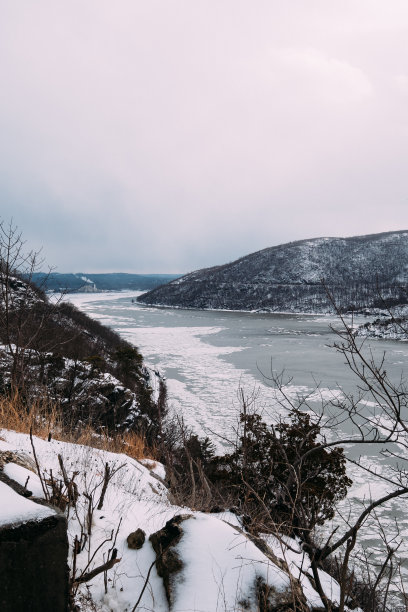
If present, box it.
[356,316,408,341]
[0,429,348,611]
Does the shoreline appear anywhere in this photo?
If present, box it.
[135,298,379,319]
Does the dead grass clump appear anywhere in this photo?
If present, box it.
[120,430,156,461]
[0,392,63,438]
[0,393,155,461]
[69,425,156,461]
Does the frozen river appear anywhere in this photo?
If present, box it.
[67,291,408,583]
[67,291,408,443]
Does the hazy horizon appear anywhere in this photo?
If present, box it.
[46,227,408,275]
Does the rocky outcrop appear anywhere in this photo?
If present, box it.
[0,269,161,436]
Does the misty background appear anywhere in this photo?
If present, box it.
[0,1,407,273]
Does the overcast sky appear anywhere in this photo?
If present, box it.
[0,1,407,273]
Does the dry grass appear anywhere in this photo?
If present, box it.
[119,430,156,460]
[0,393,155,460]
[70,425,156,460]
[0,392,62,437]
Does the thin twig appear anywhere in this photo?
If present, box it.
[131,560,156,611]
[29,426,48,499]
[73,554,121,585]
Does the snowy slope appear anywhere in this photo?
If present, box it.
[0,430,345,611]
[138,230,408,313]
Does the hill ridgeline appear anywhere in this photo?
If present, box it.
[138,230,408,313]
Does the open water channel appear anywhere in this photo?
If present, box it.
[68,291,408,587]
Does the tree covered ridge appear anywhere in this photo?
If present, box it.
[138,230,408,313]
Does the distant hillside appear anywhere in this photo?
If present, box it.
[138,231,408,313]
[30,272,181,293]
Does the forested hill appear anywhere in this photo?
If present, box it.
[137,230,408,313]
[30,272,181,293]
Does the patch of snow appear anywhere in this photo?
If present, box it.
[0,481,55,527]
[3,462,45,498]
[139,458,166,481]
[263,533,341,608]
[174,514,291,611]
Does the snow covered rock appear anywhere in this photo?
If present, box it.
[149,514,192,606]
[0,479,69,612]
[149,513,308,612]
[0,449,37,474]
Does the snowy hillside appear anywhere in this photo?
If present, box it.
[356,315,408,341]
[0,430,346,611]
[0,269,162,435]
[138,231,408,313]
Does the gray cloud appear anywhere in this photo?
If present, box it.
[0,1,407,272]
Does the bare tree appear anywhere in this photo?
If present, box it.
[267,303,408,610]
[0,219,60,391]
[209,301,408,611]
